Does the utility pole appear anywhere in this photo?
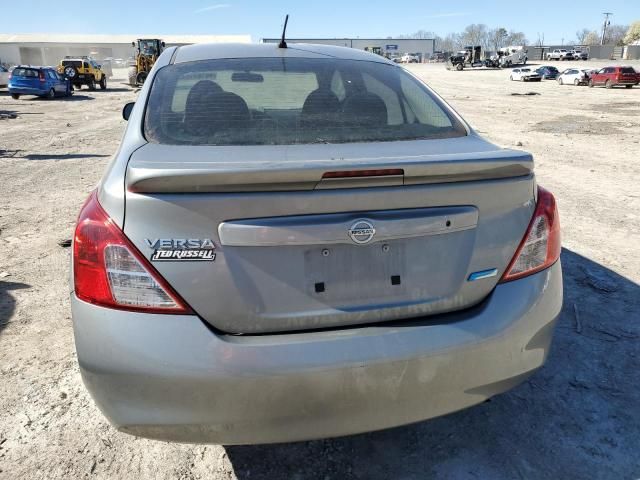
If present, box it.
[601,12,612,45]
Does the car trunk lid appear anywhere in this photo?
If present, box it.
[122,136,536,334]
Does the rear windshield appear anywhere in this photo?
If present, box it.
[144,57,466,146]
[62,60,82,67]
[12,68,39,78]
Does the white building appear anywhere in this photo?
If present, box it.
[262,38,436,61]
[0,33,251,66]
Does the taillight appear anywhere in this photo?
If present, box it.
[500,186,561,282]
[73,191,193,314]
[38,71,45,82]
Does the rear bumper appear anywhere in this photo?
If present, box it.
[8,86,48,96]
[72,262,562,445]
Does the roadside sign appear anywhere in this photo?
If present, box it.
[386,45,398,51]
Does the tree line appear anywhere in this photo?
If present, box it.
[399,25,527,53]
[400,21,640,51]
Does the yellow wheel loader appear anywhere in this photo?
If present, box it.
[128,39,165,86]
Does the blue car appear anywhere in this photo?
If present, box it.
[534,65,560,80]
[8,66,72,99]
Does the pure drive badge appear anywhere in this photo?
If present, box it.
[145,238,216,262]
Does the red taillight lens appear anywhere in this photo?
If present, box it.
[73,191,192,314]
[500,186,561,282]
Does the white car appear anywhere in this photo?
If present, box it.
[569,50,588,61]
[557,68,589,86]
[401,53,420,63]
[510,68,542,82]
[0,65,10,88]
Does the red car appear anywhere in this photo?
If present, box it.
[588,66,638,89]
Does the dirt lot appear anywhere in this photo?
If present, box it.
[1,61,639,479]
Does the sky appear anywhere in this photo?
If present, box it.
[3,0,638,45]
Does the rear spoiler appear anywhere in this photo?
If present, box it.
[126,142,534,193]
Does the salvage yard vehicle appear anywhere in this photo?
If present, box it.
[588,66,639,89]
[557,68,589,86]
[510,67,542,82]
[534,65,560,80]
[400,52,420,63]
[546,49,573,61]
[8,66,72,99]
[58,57,107,90]
[570,49,588,60]
[446,46,487,70]
[497,46,528,67]
[128,38,165,86]
[71,42,563,445]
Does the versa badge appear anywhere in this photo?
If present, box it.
[146,238,216,262]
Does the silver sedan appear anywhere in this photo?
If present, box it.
[71,42,563,445]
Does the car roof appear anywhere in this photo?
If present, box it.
[173,42,393,65]
[15,65,49,70]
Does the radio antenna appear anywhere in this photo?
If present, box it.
[278,14,289,48]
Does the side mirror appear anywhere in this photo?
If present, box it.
[161,42,166,48]
[132,42,135,47]
[122,102,135,121]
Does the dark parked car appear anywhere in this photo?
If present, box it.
[8,66,72,99]
[589,66,639,88]
[535,66,560,80]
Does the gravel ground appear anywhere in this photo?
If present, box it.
[1,62,639,479]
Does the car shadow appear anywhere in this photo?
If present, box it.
[0,280,30,336]
[89,87,131,93]
[20,153,109,160]
[18,94,95,102]
[224,248,640,480]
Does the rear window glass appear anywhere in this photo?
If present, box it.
[144,57,466,146]
[621,67,636,74]
[12,68,39,77]
[62,60,82,67]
